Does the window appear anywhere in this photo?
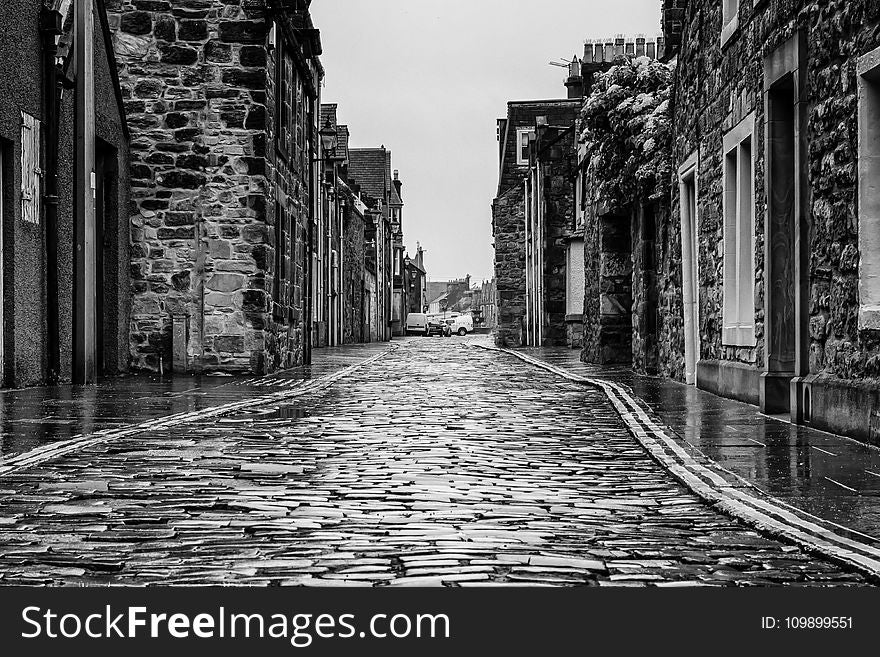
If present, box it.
[678,153,700,384]
[516,128,533,166]
[276,39,295,159]
[858,46,880,330]
[566,239,585,316]
[721,0,739,46]
[722,114,755,346]
[295,74,304,167]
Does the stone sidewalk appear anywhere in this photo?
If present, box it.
[0,342,392,460]
[0,337,864,586]
[515,345,880,544]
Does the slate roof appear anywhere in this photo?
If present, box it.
[427,282,449,303]
[337,125,350,161]
[405,257,426,275]
[348,148,391,209]
[319,103,337,130]
[53,0,129,139]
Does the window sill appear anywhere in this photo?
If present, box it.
[722,324,755,348]
[858,307,880,332]
[721,13,740,49]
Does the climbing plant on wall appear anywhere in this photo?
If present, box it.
[580,55,674,212]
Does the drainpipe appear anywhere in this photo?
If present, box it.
[40,7,63,383]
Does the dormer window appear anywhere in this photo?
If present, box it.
[516,128,534,166]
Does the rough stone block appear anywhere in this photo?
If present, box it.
[206,273,245,293]
[121,11,152,35]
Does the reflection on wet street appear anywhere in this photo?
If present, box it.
[0,337,864,586]
[0,343,390,459]
[525,347,880,541]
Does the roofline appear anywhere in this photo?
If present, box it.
[97,0,130,140]
[506,98,581,106]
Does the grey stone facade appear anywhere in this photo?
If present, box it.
[492,99,580,348]
[108,0,321,374]
[663,0,880,442]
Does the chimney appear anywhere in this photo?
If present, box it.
[661,0,687,61]
[564,55,584,99]
[392,169,402,201]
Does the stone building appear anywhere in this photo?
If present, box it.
[339,180,367,344]
[108,0,323,374]
[405,245,427,315]
[577,38,668,370]
[658,0,880,443]
[478,278,498,330]
[0,0,131,387]
[492,61,594,348]
[315,103,344,347]
[328,122,370,346]
[348,147,398,343]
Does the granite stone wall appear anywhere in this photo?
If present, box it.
[341,188,366,345]
[670,0,880,384]
[541,142,578,347]
[107,0,311,373]
[492,186,526,348]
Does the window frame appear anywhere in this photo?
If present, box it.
[721,0,740,47]
[721,113,756,347]
[678,151,701,385]
[516,127,534,166]
[858,45,880,330]
[275,35,296,161]
[565,238,585,317]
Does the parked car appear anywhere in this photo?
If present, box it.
[426,316,452,337]
[446,314,474,336]
[405,313,428,334]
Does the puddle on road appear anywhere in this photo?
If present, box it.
[225,406,311,421]
[271,406,311,419]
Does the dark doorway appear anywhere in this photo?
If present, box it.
[636,204,659,375]
[598,213,633,365]
[763,75,797,412]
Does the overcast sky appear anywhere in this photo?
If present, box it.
[312,0,662,283]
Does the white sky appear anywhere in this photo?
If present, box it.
[311,0,662,283]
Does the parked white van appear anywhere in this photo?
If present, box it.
[446,314,474,336]
[405,313,428,334]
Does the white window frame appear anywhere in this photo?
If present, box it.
[516,128,533,166]
[0,143,4,380]
[678,151,701,385]
[722,113,756,347]
[566,238,585,317]
[858,45,880,330]
[721,0,739,47]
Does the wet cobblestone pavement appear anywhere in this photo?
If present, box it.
[0,338,866,586]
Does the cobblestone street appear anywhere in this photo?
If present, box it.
[0,338,865,586]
